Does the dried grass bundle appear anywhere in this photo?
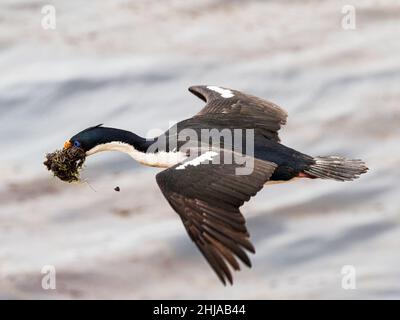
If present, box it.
[44,147,86,182]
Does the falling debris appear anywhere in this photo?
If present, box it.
[114,186,120,192]
[44,147,86,182]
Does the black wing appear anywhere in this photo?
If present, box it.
[189,85,288,142]
[156,150,277,284]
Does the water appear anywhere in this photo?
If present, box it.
[0,0,399,299]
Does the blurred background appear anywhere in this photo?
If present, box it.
[0,0,399,299]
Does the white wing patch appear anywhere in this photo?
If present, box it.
[176,151,219,170]
[206,86,234,98]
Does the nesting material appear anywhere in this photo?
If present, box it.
[44,147,86,182]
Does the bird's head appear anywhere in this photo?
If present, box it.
[46,124,147,183]
[63,124,106,155]
[63,124,150,157]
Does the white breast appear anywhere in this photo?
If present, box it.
[86,142,187,168]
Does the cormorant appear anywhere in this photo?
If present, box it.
[62,85,368,284]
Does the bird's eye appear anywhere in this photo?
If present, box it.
[73,140,81,148]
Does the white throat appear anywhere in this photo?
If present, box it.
[86,141,187,168]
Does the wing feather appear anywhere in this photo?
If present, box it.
[188,85,288,142]
[156,151,277,284]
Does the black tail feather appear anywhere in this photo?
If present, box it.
[304,156,368,181]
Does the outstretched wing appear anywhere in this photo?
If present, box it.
[156,150,277,284]
[188,85,288,142]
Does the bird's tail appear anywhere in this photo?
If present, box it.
[304,156,368,181]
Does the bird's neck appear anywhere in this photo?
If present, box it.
[86,128,153,154]
[85,128,185,168]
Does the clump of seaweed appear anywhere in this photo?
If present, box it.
[44,147,86,182]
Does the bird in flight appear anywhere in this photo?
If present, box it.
[62,85,368,285]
